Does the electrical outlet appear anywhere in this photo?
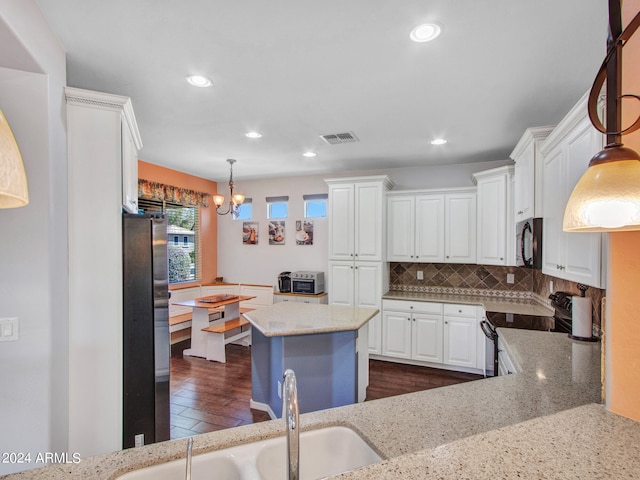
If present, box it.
[278,380,282,399]
[134,434,144,448]
[549,280,554,293]
[506,313,514,323]
[417,271,424,280]
[0,318,18,342]
[506,274,515,284]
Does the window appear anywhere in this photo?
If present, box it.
[303,194,328,218]
[232,198,253,220]
[138,198,200,284]
[266,195,289,219]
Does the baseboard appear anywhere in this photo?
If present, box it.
[250,399,277,420]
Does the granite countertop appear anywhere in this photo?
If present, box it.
[243,302,378,337]
[383,290,555,316]
[2,328,625,480]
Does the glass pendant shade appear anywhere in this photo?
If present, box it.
[563,145,640,232]
[232,193,245,205]
[212,194,225,207]
[0,109,29,208]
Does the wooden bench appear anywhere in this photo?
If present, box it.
[201,315,252,363]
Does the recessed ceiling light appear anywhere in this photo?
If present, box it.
[431,138,447,145]
[303,151,317,158]
[185,75,213,87]
[410,23,442,43]
[245,131,262,139]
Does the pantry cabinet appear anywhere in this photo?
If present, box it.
[326,176,393,355]
[472,166,514,266]
[539,92,605,288]
[387,188,475,264]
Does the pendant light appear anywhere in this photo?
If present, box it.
[563,3,640,232]
[0,109,29,208]
[212,159,245,216]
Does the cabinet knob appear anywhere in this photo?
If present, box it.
[458,309,462,313]
[413,318,416,322]
[407,318,411,321]
[410,255,413,258]
[445,321,448,324]
[410,306,413,309]
[446,255,450,259]
[517,210,524,215]
[355,266,358,269]
[355,253,358,257]
[350,253,354,257]
[500,257,504,260]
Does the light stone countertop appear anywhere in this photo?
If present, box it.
[383,290,555,316]
[3,329,632,480]
[242,302,379,337]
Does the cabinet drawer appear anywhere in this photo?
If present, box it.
[443,303,477,318]
[383,299,443,314]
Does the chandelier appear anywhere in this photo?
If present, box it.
[213,159,245,216]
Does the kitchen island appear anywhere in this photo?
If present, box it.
[4,329,639,480]
[243,302,379,418]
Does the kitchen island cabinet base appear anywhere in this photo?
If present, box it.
[250,326,368,419]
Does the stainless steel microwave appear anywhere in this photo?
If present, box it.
[516,217,542,269]
[291,271,325,295]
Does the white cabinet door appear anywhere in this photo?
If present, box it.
[387,196,415,262]
[563,118,603,285]
[328,261,355,306]
[443,316,477,368]
[121,118,139,214]
[412,313,443,363]
[415,194,445,262]
[476,174,507,265]
[542,115,603,287]
[354,182,384,261]
[355,262,383,354]
[513,144,534,223]
[382,311,411,359]
[445,193,476,263]
[328,184,355,260]
[542,146,566,275]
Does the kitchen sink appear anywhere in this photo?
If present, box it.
[116,426,381,480]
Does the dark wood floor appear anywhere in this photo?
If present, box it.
[170,342,482,439]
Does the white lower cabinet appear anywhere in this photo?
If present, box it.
[381,300,478,371]
[443,304,477,368]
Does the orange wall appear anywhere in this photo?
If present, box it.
[138,160,218,286]
[608,0,640,421]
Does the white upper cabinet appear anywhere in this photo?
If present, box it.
[121,116,141,214]
[415,195,445,262]
[539,92,605,288]
[473,166,514,266]
[510,127,554,223]
[445,191,476,263]
[326,176,393,262]
[387,189,472,264]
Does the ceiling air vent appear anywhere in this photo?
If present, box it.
[320,131,359,145]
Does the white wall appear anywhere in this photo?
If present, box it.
[217,159,511,287]
[0,2,67,475]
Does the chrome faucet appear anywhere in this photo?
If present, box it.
[185,436,193,480]
[282,369,299,480]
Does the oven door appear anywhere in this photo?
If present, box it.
[292,279,316,295]
[480,320,499,377]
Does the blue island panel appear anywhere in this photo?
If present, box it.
[251,329,357,418]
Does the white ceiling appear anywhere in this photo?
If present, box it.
[35,0,608,182]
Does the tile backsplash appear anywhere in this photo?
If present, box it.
[389,262,604,329]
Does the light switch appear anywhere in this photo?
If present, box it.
[417,271,424,280]
[0,318,19,342]
[506,274,515,284]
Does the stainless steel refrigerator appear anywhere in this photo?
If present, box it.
[122,213,170,448]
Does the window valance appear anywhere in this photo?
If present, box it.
[138,179,210,207]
